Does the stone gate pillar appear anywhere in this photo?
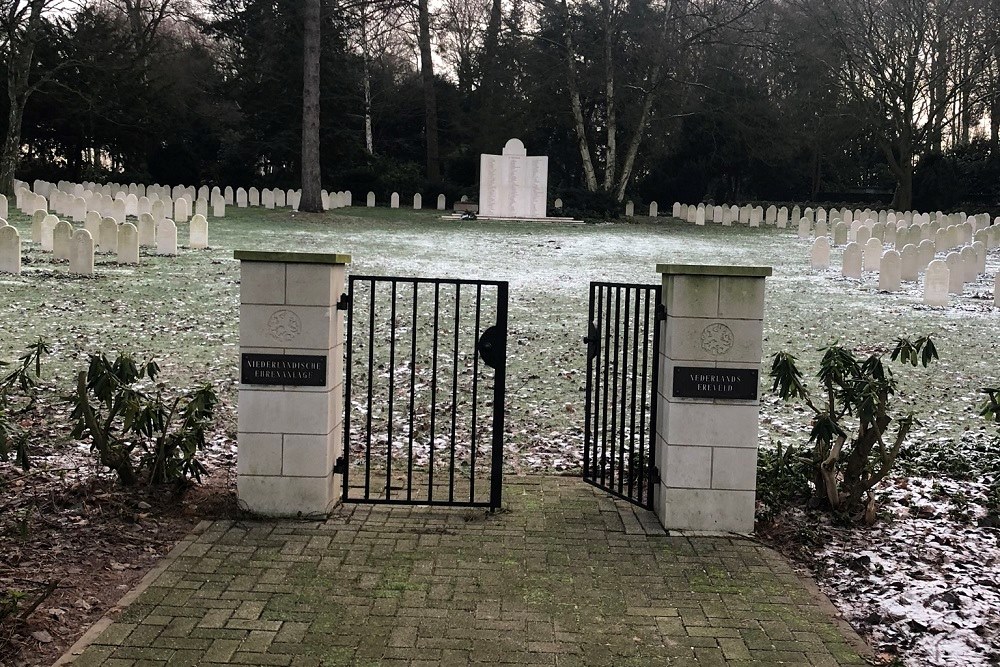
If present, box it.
[654,264,772,533]
[235,250,351,516]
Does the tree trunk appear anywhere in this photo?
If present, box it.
[1,0,45,197]
[299,0,323,213]
[601,0,616,191]
[361,17,373,155]
[417,0,441,184]
[560,0,598,191]
[0,101,25,197]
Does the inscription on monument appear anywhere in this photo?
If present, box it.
[672,366,758,400]
[241,353,327,387]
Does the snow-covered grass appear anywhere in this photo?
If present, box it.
[1,206,998,665]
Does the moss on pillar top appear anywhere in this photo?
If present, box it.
[234,250,352,265]
[656,264,772,278]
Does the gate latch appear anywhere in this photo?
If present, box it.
[336,293,350,310]
[333,456,346,475]
[477,325,504,370]
[583,322,600,361]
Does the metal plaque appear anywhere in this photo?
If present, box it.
[672,366,758,401]
[241,353,327,387]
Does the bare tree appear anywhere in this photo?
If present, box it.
[300,0,322,212]
[416,0,439,182]
[0,0,57,195]
[792,0,1000,209]
[545,0,764,201]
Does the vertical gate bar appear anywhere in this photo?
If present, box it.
[428,283,440,503]
[590,285,603,483]
[407,282,418,501]
[364,280,376,500]
[469,284,482,503]
[599,285,613,488]
[387,280,397,500]
[489,282,508,510]
[637,288,652,504]
[617,287,631,495]
[449,283,461,502]
[583,283,595,481]
[609,287,622,489]
[627,287,642,500]
[647,286,663,509]
[342,277,355,502]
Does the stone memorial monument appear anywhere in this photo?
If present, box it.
[479,138,547,219]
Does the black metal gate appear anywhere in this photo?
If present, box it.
[583,282,662,509]
[341,276,508,509]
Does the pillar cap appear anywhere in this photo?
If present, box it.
[656,263,772,278]
[235,250,351,265]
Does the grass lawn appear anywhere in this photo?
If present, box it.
[1,205,998,477]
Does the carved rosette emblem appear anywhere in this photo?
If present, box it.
[701,323,734,356]
[268,309,301,342]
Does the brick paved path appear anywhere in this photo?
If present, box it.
[62,477,870,666]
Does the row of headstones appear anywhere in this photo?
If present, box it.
[668,201,991,229]
[17,181,225,224]
[798,215,995,252]
[28,179,463,215]
[809,230,998,306]
[0,213,208,276]
[32,179,293,213]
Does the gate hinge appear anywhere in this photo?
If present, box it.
[650,466,661,483]
[336,293,350,310]
[333,456,346,475]
[655,303,667,321]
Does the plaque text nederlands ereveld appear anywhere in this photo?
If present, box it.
[672,366,758,400]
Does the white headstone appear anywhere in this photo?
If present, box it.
[236,188,247,208]
[413,193,422,210]
[138,213,156,247]
[625,201,634,217]
[995,272,1000,309]
[195,198,208,218]
[797,218,810,239]
[713,206,723,224]
[249,187,260,207]
[367,191,376,207]
[174,197,191,222]
[924,260,949,306]
[262,188,275,209]
[842,242,862,279]
[815,221,828,238]
[811,237,830,270]
[189,214,208,249]
[649,201,658,218]
[156,219,178,256]
[945,252,964,294]
[0,225,20,274]
[69,229,94,275]
[225,186,234,205]
[863,238,882,273]
[117,223,139,264]
[40,214,59,252]
[672,202,681,218]
[960,246,977,283]
[554,198,563,209]
[696,205,705,225]
[213,198,225,218]
[973,240,987,276]
[777,207,788,229]
[879,250,901,291]
[0,194,7,220]
[99,218,119,253]
[900,244,919,281]
[856,226,871,246]
[390,192,400,209]
[151,199,165,222]
[53,220,73,260]
[833,222,849,246]
[437,194,446,210]
[766,205,777,225]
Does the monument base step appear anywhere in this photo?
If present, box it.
[441,214,582,224]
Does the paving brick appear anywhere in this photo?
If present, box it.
[59,477,870,666]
